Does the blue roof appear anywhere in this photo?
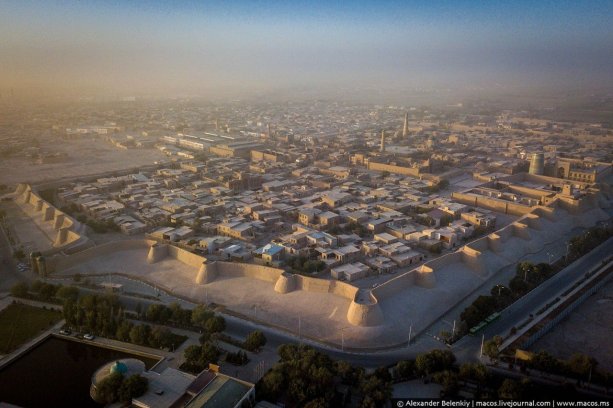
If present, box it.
[255,243,284,256]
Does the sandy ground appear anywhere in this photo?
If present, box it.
[0,138,165,185]
[58,249,354,345]
[54,205,604,349]
[529,278,613,372]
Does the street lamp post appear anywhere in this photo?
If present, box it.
[407,324,412,347]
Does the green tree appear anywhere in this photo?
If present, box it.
[62,298,78,326]
[151,326,174,349]
[199,342,220,366]
[359,374,392,408]
[39,283,58,301]
[498,379,522,399]
[96,372,123,404]
[146,304,171,323]
[118,374,148,402]
[244,330,267,351]
[568,353,597,378]
[459,362,489,385]
[205,315,226,333]
[56,285,79,302]
[191,305,214,328]
[129,324,151,346]
[483,339,499,361]
[394,360,416,380]
[169,302,191,326]
[116,321,134,342]
[415,349,456,376]
[10,282,29,298]
[184,345,202,366]
[260,370,285,401]
[433,370,459,396]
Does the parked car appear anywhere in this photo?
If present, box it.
[59,329,72,335]
[83,334,95,340]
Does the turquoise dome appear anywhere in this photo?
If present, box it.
[109,361,128,375]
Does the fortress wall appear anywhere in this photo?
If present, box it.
[553,194,599,216]
[466,235,490,252]
[29,192,41,207]
[372,270,417,298]
[274,272,297,294]
[367,161,420,177]
[15,184,28,195]
[347,294,384,327]
[167,245,204,268]
[212,261,283,283]
[506,184,551,200]
[15,186,85,250]
[22,190,31,204]
[506,201,535,216]
[53,228,69,247]
[426,250,464,270]
[296,275,333,294]
[329,280,360,300]
[487,233,503,253]
[53,213,65,230]
[196,261,217,284]
[451,192,534,216]
[147,243,169,264]
[532,206,558,221]
[50,239,153,273]
[512,222,532,240]
[415,266,437,288]
[42,205,54,221]
[461,246,487,276]
[524,213,543,230]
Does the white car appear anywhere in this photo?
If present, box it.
[83,334,95,340]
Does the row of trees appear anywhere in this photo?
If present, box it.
[460,261,554,330]
[11,280,79,303]
[61,292,187,350]
[138,303,227,343]
[460,226,612,333]
[528,350,613,387]
[258,344,391,408]
[567,225,613,261]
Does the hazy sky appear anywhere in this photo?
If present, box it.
[1,0,612,97]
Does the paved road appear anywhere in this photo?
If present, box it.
[452,237,613,363]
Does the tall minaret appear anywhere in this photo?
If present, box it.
[267,123,271,139]
[403,111,409,138]
[380,130,386,152]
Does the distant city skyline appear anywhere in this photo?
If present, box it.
[1,0,612,97]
